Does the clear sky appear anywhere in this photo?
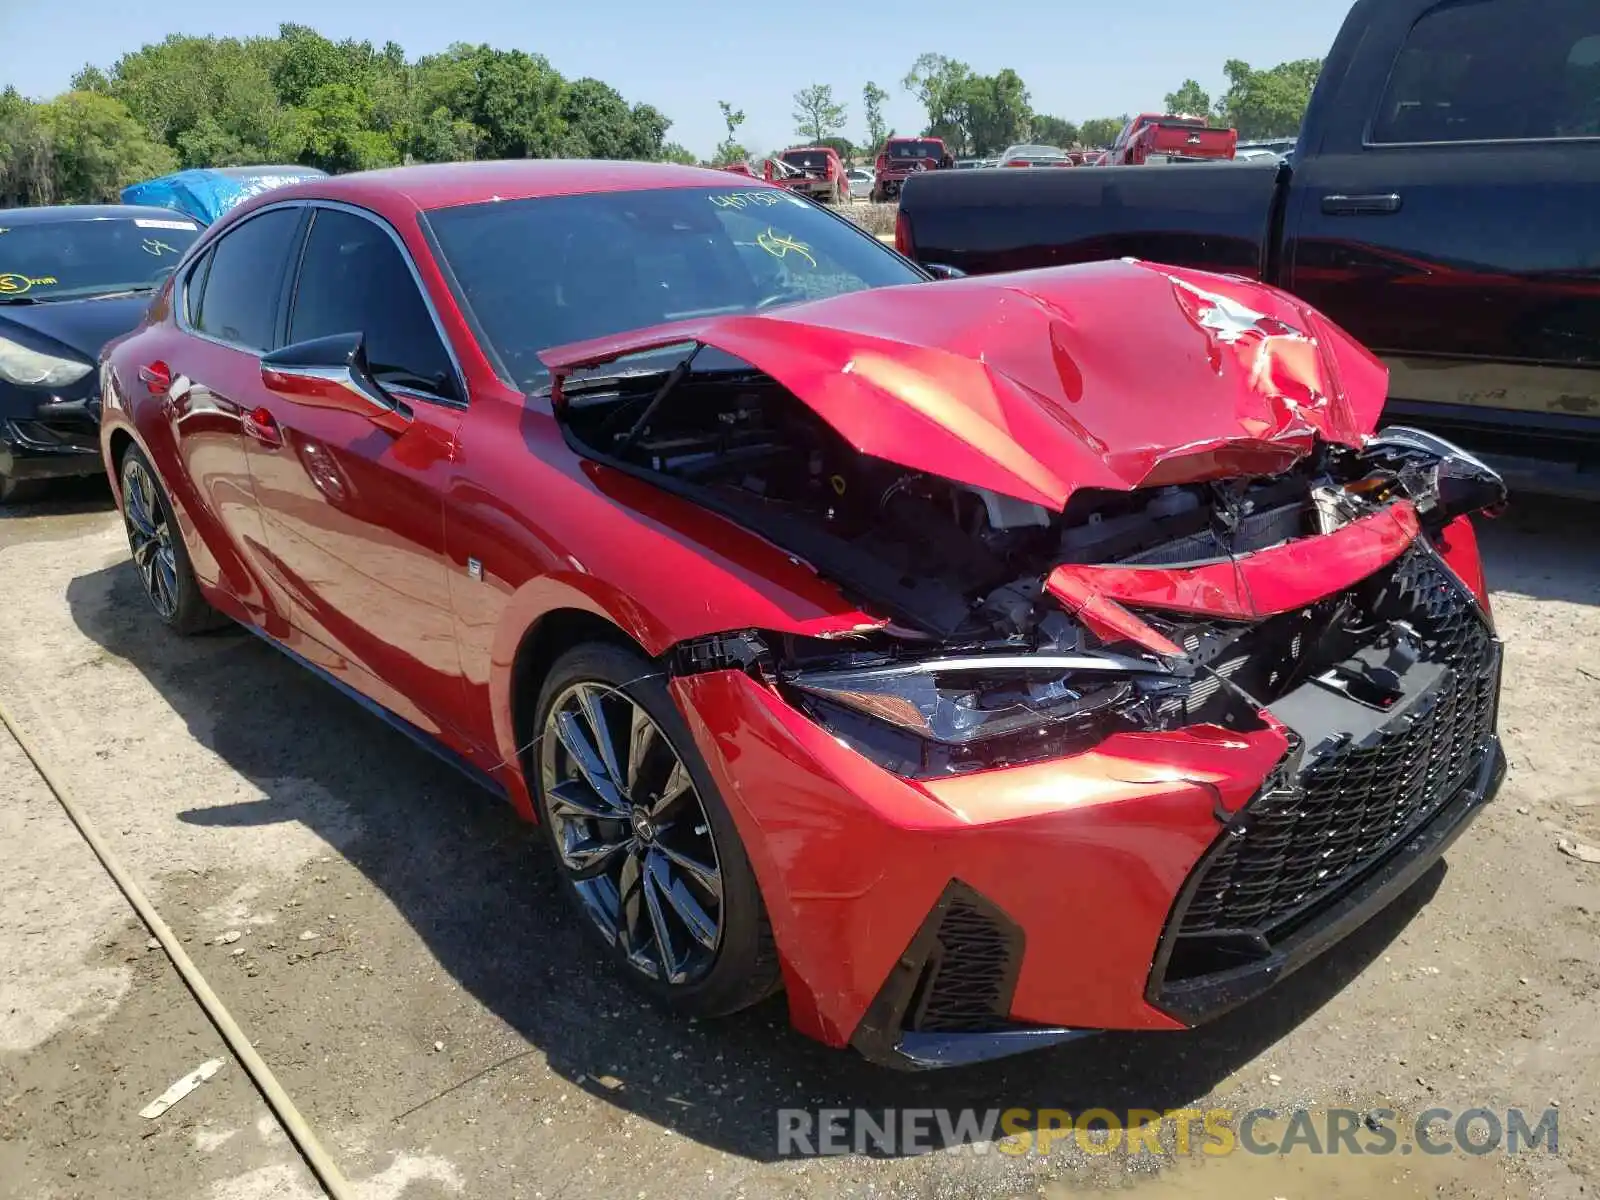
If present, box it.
[0,0,1353,158]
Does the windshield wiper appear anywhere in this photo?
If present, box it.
[0,296,38,306]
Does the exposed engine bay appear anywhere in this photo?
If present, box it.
[555,346,1507,779]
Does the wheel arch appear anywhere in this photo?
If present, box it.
[496,600,653,819]
[106,426,138,499]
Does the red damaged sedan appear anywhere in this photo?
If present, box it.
[99,161,1507,1070]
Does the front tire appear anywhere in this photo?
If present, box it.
[118,446,226,635]
[532,641,780,1017]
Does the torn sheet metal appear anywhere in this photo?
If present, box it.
[1044,502,1421,654]
[541,258,1389,511]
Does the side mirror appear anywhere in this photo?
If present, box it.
[923,263,967,281]
[260,332,411,434]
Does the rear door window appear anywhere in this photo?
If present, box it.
[192,209,300,350]
[193,208,302,350]
[1371,0,1600,143]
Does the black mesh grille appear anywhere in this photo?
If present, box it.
[1177,548,1497,940]
[909,892,1020,1032]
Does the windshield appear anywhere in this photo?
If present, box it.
[0,215,201,302]
[887,140,942,160]
[425,184,925,391]
[781,151,831,170]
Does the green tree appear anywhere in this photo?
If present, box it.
[658,141,697,165]
[713,100,747,164]
[1031,114,1079,147]
[960,69,1032,155]
[288,82,398,173]
[38,91,177,202]
[1163,79,1213,117]
[902,53,972,152]
[54,25,678,181]
[792,83,847,144]
[409,105,482,163]
[816,135,855,161]
[558,78,669,159]
[1215,58,1321,138]
[409,44,567,159]
[862,81,889,151]
[1079,115,1128,148]
[80,34,292,167]
[0,89,56,206]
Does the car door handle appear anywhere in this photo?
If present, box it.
[242,406,283,448]
[1322,193,1403,216]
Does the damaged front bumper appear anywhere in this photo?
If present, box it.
[669,528,1505,1070]
[0,380,104,484]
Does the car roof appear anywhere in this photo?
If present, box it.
[0,204,201,226]
[242,159,766,215]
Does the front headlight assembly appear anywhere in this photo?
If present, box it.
[786,653,1183,779]
[1361,426,1507,526]
[0,335,94,389]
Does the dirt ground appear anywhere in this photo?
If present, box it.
[1,478,1597,1200]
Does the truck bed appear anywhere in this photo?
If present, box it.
[899,160,1284,279]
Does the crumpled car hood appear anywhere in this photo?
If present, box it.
[542,258,1389,510]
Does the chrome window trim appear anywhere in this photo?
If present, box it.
[175,197,470,410]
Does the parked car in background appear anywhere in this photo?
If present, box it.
[101,159,1506,1069]
[0,204,201,503]
[899,0,1600,497]
[121,165,328,227]
[871,136,950,201]
[772,146,850,204]
[846,168,874,200]
[1102,113,1238,165]
[997,144,1073,167]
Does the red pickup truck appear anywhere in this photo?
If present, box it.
[1103,113,1238,165]
[772,146,850,204]
[871,136,951,202]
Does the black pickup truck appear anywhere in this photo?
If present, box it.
[897,0,1600,497]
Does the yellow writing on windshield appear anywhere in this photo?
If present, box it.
[710,191,783,210]
[0,273,59,295]
[755,228,816,269]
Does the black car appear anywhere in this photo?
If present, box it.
[0,205,202,503]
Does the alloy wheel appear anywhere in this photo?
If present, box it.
[540,681,724,985]
[122,458,178,620]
